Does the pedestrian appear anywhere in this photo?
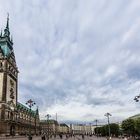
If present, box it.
[41,133,46,140]
[82,134,84,139]
[59,134,62,139]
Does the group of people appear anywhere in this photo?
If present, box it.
[41,133,64,140]
[41,133,95,140]
[41,133,76,140]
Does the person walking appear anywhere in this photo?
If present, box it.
[41,133,46,140]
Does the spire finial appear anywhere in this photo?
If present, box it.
[4,13,10,37]
[6,13,9,29]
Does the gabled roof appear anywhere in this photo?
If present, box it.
[60,123,69,127]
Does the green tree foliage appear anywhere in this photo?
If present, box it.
[135,118,140,135]
[121,119,135,136]
[95,118,140,137]
[110,123,120,136]
[94,123,120,137]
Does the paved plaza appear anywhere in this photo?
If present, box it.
[0,135,123,140]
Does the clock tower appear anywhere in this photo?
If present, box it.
[0,16,40,136]
[0,15,18,121]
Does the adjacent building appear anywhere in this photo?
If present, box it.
[40,119,58,136]
[40,120,71,135]
[71,124,99,135]
[58,123,70,134]
[129,114,140,120]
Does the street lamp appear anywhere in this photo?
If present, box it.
[26,99,36,140]
[104,113,112,139]
[45,114,51,140]
[35,107,38,136]
[45,114,51,120]
[89,123,92,135]
[134,94,140,102]
[94,119,98,137]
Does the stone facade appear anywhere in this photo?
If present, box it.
[40,119,58,136]
[0,16,40,136]
[58,123,70,134]
[71,124,97,135]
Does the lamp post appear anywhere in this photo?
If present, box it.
[95,119,98,137]
[26,99,36,140]
[35,109,37,136]
[45,114,51,140]
[134,94,140,102]
[89,123,92,135]
[134,95,140,138]
[104,113,112,139]
[35,107,38,136]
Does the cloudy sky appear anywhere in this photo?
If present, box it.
[0,0,140,124]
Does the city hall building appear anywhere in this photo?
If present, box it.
[0,17,40,136]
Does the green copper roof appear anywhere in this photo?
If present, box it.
[0,15,13,57]
[17,102,36,117]
[0,44,11,56]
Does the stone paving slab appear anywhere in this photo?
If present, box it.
[0,135,124,140]
[0,136,41,140]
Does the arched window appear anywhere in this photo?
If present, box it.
[0,62,2,68]
[8,111,10,119]
[10,112,13,120]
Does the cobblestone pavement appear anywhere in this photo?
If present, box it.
[0,135,123,140]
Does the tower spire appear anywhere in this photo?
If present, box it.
[6,13,9,29]
[4,13,10,37]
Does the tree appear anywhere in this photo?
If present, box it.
[121,119,135,136]
[95,124,120,137]
[103,125,108,136]
[95,127,102,136]
[135,118,140,135]
[110,123,119,136]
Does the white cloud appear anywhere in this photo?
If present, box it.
[0,0,140,123]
